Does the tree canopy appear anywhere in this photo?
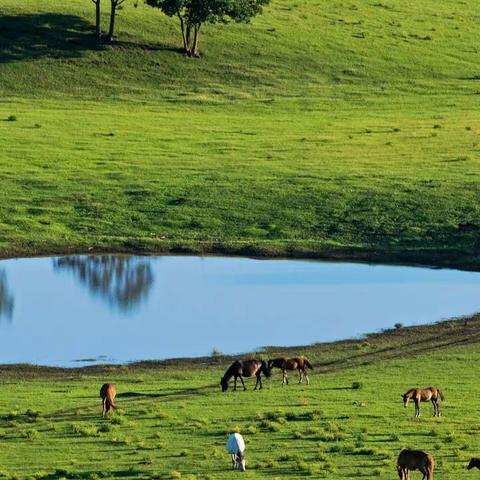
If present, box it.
[146,0,271,57]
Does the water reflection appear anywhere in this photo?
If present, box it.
[0,269,14,322]
[53,256,154,312]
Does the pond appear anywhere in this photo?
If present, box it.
[0,255,479,367]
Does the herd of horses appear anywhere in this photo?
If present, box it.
[99,358,478,479]
[220,356,313,392]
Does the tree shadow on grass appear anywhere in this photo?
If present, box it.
[0,13,101,63]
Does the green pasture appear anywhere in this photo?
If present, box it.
[0,0,479,266]
[0,317,479,479]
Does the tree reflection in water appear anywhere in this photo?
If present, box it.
[0,269,14,322]
[53,256,154,312]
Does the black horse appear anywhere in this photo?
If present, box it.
[220,360,271,392]
[467,458,480,470]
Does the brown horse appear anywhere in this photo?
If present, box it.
[267,356,313,385]
[467,458,480,470]
[397,449,434,480]
[402,387,445,417]
[220,360,271,392]
[100,383,117,417]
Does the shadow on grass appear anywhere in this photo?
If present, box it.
[117,383,218,400]
[0,13,100,63]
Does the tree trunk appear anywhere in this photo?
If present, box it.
[95,0,101,40]
[91,0,101,40]
[177,13,189,55]
[192,24,200,57]
[107,0,116,43]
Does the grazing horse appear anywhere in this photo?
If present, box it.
[100,383,117,417]
[267,356,314,385]
[467,458,480,470]
[397,449,434,480]
[402,387,445,417]
[220,360,271,392]
[226,433,246,471]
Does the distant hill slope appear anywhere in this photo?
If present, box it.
[0,0,480,265]
[1,0,479,100]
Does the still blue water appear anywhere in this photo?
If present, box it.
[0,255,479,367]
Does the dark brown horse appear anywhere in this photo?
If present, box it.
[402,387,445,417]
[268,356,313,385]
[397,449,434,480]
[220,360,271,392]
[100,383,117,417]
[467,458,480,470]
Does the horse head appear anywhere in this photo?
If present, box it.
[220,376,229,392]
[261,361,272,378]
[402,393,409,408]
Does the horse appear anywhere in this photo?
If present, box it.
[267,356,313,385]
[397,449,434,480]
[402,387,445,417]
[100,383,117,417]
[467,458,480,470]
[226,433,246,471]
[220,360,271,392]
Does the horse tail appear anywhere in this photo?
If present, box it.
[303,358,313,370]
[427,454,435,480]
[438,389,445,401]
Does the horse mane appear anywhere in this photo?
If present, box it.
[221,361,240,385]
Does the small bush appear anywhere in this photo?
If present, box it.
[433,124,442,129]
[110,416,128,426]
[394,322,403,329]
[22,428,39,440]
[211,347,221,357]
[6,115,17,122]
[351,381,363,390]
[71,423,98,437]
[169,471,181,479]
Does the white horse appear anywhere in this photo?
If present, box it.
[226,433,246,471]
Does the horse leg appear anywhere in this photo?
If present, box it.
[421,466,428,480]
[298,369,303,384]
[415,400,420,418]
[255,374,263,390]
[282,370,287,386]
[233,376,237,391]
[102,398,106,417]
[304,368,310,385]
[239,376,246,391]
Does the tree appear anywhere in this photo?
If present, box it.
[107,0,126,42]
[53,256,154,312]
[145,0,271,57]
[91,0,102,40]
[0,270,14,322]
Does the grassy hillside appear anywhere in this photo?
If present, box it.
[1,0,480,266]
[0,316,480,480]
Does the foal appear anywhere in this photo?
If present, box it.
[402,387,445,417]
[268,356,313,385]
[100,383,117,417]
[220,360,271,392]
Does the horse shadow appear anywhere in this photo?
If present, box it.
[0,13,100,63]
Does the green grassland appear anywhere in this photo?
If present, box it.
[0,0,479,267]
[0,316,479,480]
